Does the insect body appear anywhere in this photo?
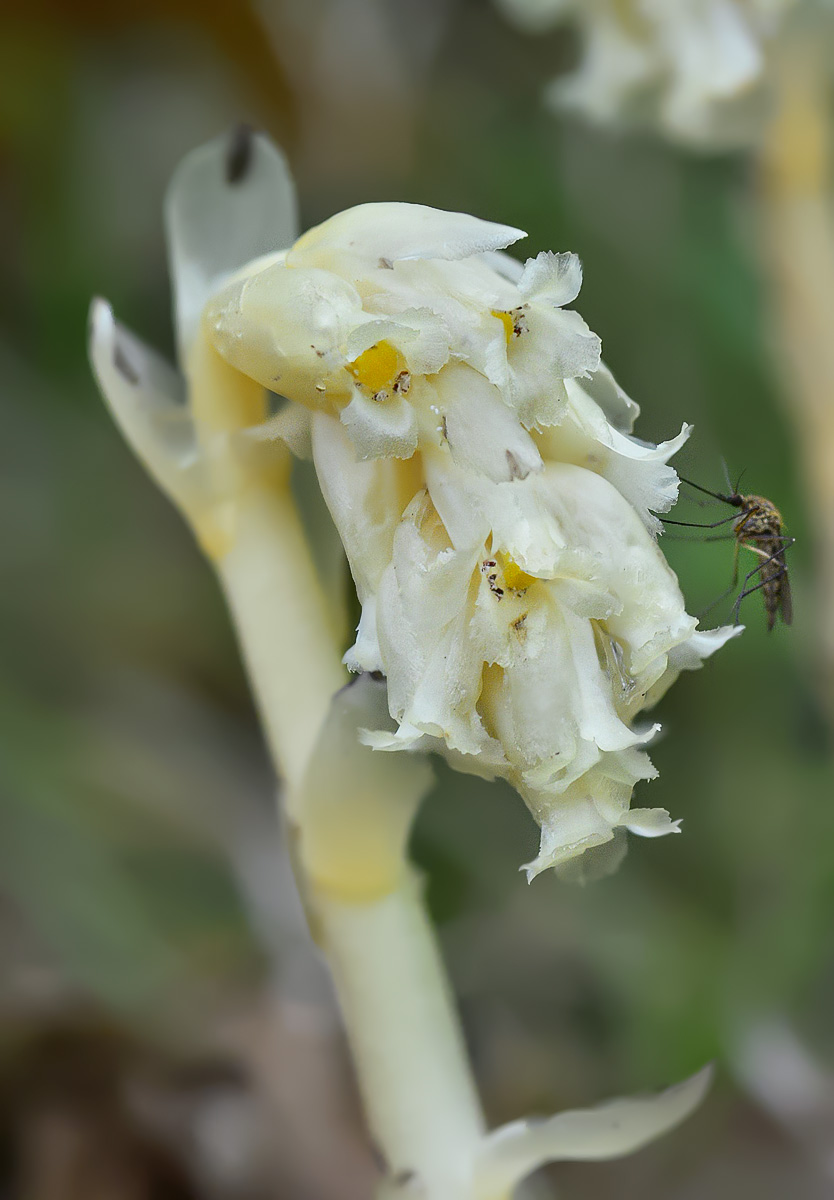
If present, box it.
[664,478,794,631]
[722,492,793,631]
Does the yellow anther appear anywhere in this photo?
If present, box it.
[492,310,516,345]
[347,339,406,398]
[500,554,537,591]
[481,552,537,598]
[491,307,529,345]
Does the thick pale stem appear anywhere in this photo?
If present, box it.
[215,479,346,794]
[315,875,490,1200]
[186,330,491,1196]
[195,397,489,1193]
[759,34,834,720]
[185,329,345,791]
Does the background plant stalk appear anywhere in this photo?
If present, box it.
[760,34,834,724]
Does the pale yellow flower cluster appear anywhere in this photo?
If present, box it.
[89,131,721,1196]
[91,133,738,881]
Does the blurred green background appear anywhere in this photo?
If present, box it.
[1,2,833,1197]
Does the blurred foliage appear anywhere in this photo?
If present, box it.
[1,1,833,1197]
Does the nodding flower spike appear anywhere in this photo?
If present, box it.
[91,130,741,883]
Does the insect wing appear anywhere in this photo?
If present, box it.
[779,570,793,626]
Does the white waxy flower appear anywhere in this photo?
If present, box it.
[206,202,601,474]
[308,373,738,880]
[93,129,740,882]
[193,136,739,880]
[355,451,740,879]
[496,0,800,147]
[89,132,718,1194]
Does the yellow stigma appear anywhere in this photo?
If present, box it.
[347,339,409,399]
[492,310,516,346]
[500,554,537,591]
[491,307,529,345]
[482,551,538,597]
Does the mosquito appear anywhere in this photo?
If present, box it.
[662,473,794,631]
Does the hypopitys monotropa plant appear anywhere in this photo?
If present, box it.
[90,129,734,1199]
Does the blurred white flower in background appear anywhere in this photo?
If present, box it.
[496,0,800,147]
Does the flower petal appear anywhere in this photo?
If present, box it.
[518,250,583,307]
[436,364,543,483]
[289,202,525,270]
[621,807,682,837]
[506,305,601,428]
[540,379,692,533]
[207,261,361,406]
[340,389,419,460]
[473,1066,712,1196]
[554,829,629,885]
[581,361,640,433]
[241,401,313,459]
[643,623,743,708]
[344,310,451,377]
[481,249,525,284]
[89,298,202,513]
[311,412,412,601]
[345,594,383,674]
[374,493,499,758]
[166,129,298,361]
[521,747,658,880]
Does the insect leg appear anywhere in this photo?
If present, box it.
[662,512,744,530]
[678,476,733,504]
[661,533,737,543]
[699,540,744,620]
[732,535,793,579]
[732,566,788,613]
[732,550,789,623]
[697,580,739,620]
[729,541,784,624]
[738,564,788,593]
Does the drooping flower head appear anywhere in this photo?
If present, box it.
[91,131,739,881]
[496,0,800,147]
[207,202,600,471]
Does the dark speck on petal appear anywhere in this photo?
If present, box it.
[226,123,254,185]
[113,342,140,385]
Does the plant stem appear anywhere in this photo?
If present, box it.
[315,874,490,1200]
[210,458,491,1197]
[215,477,346,795]
[759,31,834,722]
